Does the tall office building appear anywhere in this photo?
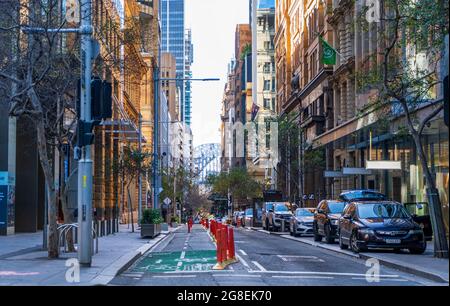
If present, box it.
[161,0,193,126]
[184,28,194,126]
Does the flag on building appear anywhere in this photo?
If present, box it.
[251,103,260,121]
[319,36,337,65]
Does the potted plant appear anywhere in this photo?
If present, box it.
[170,216,180,228]
[140,209,163,238]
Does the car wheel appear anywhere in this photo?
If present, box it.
[339,233,348,250]
[350,231,366,253]
[313,222,322,242]
[325,224,335,244]
[408,247,426,255]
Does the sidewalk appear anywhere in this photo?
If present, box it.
[245,226,449,283]
[0,224,179,286]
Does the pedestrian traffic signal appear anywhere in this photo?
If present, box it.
[91,77,112,121]
[444,75,448,127]
[76,120,95,148]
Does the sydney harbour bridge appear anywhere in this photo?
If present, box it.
[193,143,221,185]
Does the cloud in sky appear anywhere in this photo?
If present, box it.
[185,0,250,148]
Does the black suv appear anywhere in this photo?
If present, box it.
[313,200,347,243]
[338,201,426,254]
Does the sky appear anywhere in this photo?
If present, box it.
[185,0,250,148]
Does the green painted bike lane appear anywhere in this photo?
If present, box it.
[132,250,217,273]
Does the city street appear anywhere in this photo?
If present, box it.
[110,224,436,286]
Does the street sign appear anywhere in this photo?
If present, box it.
[163,197,171,205]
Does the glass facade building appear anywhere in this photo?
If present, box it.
[161,0,193,126]
[161,0,185,121]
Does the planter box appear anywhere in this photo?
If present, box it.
[140,224,161,238]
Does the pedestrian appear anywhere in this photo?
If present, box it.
[187,215,193,233]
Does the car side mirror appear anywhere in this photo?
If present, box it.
[269,209,274,213]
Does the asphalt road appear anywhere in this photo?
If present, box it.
[110,224,434,286]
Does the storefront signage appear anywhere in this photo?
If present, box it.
[366,161,402,170]
[324,171,345,178]
[342,168,373,175]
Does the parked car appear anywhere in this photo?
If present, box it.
[403,202,433,241]
[313,200,347,243]
[243,208,254,227]
[232,211,245,226]
[290,208,315,236]
[338,201,426,254]
[339,190,387,203]
[262,202,292,232]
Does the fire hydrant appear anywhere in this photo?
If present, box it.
[187,217,193,233]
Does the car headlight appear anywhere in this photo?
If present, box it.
[409,229,423,235]
[330,219,339,226]
[359,229,375,235]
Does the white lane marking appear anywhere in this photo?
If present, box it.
[272,275,334,279]
[351,277,408,282]
[180,251,186,259]
[212,274,261,278]
[121,273,144,278]
[152,275,197,278]
[183,247,187,250]
[155,259,162,264]
[251,261,267,272]
[164,270,231,274]
[228,265,234,270]
[238,249,248,256]
[277,255,324,262]
[236,254,251,269]
[248,271,400,277]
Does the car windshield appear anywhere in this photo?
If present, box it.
[265,203,274,211]
[341,191,387,201]
[245,209,252,216]
[358,203,411,219]
[275,204,289,212]
[296,209,314,217]
[328,202,346,214]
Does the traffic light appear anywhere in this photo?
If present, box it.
[91,77,112,121]
[444,75,448,127]
[76,120,95,148]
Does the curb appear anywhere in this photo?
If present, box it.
[89,229,178,286]
[248,226,448,283]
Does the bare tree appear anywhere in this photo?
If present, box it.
[0,0,82,258]
[357,0,449,257]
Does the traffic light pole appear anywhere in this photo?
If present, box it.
[77,0,94,266]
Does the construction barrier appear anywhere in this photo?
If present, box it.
[227,226,235,260]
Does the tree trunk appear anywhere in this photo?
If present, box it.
[411,132,449,258]
[127,187,135,233]
[35,120,59,258]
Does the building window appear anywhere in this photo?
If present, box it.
[264,80,271,91]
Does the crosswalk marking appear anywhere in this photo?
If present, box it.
[251,261,267,272]
[239,249,247,256]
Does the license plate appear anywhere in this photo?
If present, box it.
[385,239,401,244]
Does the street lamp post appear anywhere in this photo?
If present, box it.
[78,0,94,267]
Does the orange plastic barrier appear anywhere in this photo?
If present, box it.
[227,226,235,260]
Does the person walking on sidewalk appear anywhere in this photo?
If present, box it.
[187,216,193,233]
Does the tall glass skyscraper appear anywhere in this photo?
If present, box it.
[160,0,193,126]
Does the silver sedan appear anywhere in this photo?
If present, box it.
[290,208,316,237]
